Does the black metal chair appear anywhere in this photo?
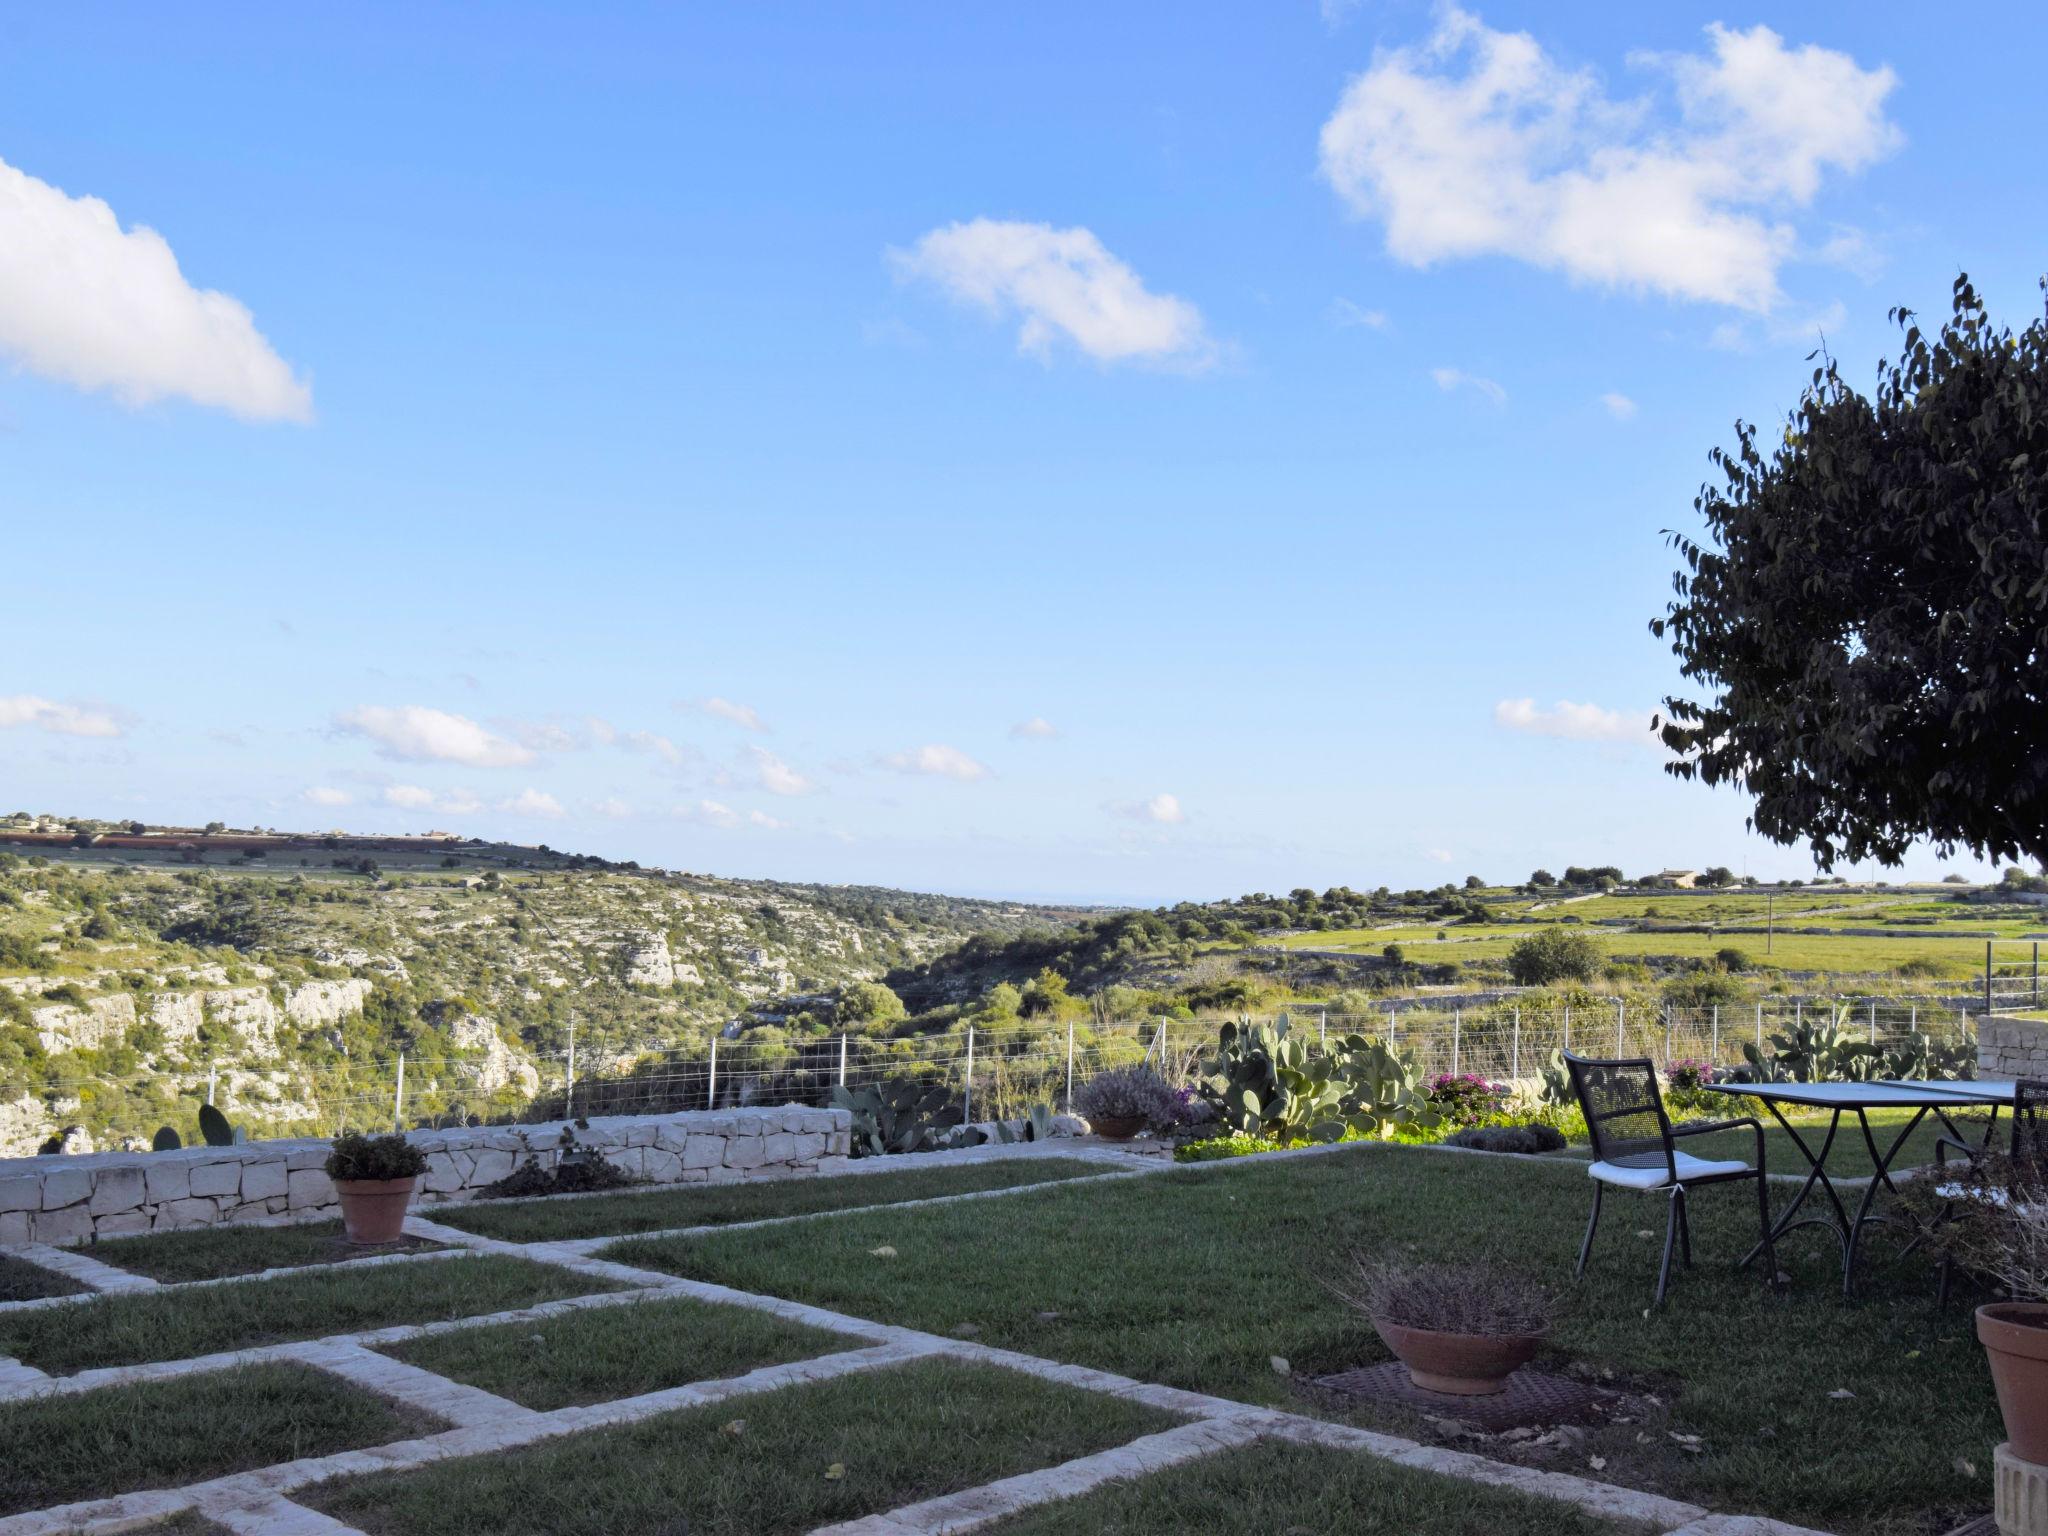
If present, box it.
[1932,1078,2047,1305]
[1565,1051,1778,1306]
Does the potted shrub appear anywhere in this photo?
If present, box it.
[325,1131,429,1244]
[1073,1065,1177,1141]
[1934,1152,2048,1462]
[1331,1256,1552,1396]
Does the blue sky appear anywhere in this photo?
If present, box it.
[2,1,2042,904]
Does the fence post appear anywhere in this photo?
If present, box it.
[1615,998,1625,1053]
[393,1052,406,1134]
[964,1025,976,1128]
[707,1036,718,1111]
[206,1065,218,1107]
[566,1017,577,1120]
[1755,1001,1764,1051]
[1319,1009,1327,1051]
[1158,1018,1169,1073]
[1795,999,1803,1033]
[1065,1021,1075,1109]
[1564,1005,1571,1051]
[1451,1009,1461,1075]
[1510,1007,1521,1079]
[1387,1007,1396,1044]
[1868,1000,1877,1046]
[1661,1008,1671,1067]
[838,1033,848,1087]
[1911,1003,1918,1034]
[1711,1004,1719,1063]
[1987,940,1995,1015]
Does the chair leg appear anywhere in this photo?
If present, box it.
[1937,1254,1955,1308]
[1677,1188,1694,1268]
[1656,1188,1683,1306]
[1576,1184,1604,1280]
[1753,1170,1780,1290]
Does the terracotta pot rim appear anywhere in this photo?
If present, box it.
[1372,1316,1551,1347]
[1980,1302,2048,1362]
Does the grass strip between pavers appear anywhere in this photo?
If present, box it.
[379,1292,861,1410]
[425,1155,1113,1243]
[306,1357,1181,1536]
[89,1218,444,1284]
[981,1438,1637,1536]
[616,1140,1998,1536]
[0,1253,625,1374]
[0,1360,446,1516]
[0,1251,88,1303]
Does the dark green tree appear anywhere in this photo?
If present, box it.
[1654,275,2048,869]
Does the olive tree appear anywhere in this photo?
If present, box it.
[1653,276,2048,869]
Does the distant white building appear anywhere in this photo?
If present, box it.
[1656,869,1701,888]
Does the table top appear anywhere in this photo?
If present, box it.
[1705,1079,2013,1109]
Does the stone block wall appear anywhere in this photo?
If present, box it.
[0,1105,851,1248]
[1978,1016,2048,1079]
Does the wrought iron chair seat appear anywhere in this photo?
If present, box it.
[1565,1050,1777,1306]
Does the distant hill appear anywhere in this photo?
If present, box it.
[0,813,1089,1154]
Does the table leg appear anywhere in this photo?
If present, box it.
[1843,1107,1929,1298]
[1742,1104,1851,1269]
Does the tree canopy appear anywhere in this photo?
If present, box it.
[1653,275,2048,869]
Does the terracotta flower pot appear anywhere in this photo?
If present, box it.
[1372,1315,1544,1396]
[335,1176,417,1245]
[1088,1114,1146,1141]
[1980,1302,2048,1462]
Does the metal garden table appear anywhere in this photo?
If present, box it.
[1703,1079,2013,1297]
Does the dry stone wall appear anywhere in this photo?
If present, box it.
[0,1105,851,1248]
[1979,1016,2048,1078]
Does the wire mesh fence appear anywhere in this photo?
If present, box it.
[11,994,1983,1148]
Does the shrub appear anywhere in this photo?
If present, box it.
[478,1125,638,1198]
[1507,928,1601,985]
[1444,1124,1566,1154]
[1714,946,1755,972]
[325,1132,428,1182]
[1074,1065,1178,1128]
[1665,1057,1718,1092]
[1172,1132,1272,1163]
[1330,1257,1553,1336]
[1426,1073,1508,1127]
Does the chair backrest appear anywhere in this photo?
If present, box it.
[1564,1051,1676,1178]
[2013,1079,2048,1184]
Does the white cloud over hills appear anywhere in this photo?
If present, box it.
[0,155,312,421]
[1318,11,1900,312]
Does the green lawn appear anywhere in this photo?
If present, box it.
[426,1156,1111,1243]
[90,1219,444,1284]
[0,1254,622,1374]
[982,1440,1635,1536]
[379,1294,858,1410]
[305,1359,1180,1536]
[0,1252,86,1302]
[607,1144,1995,1536]
[0,1361,443,1515]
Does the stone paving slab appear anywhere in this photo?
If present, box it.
[0,1245,466,1317]
[10,1243,159,1295]
[292,1340,539,1429]
[805,1417,1268,1535]
[210,1496,371,1535]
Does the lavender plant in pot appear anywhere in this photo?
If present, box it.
[1929,1151,2048,1462]
[1331,1256,1552,1396]
[325,1132,429,1244]
[1073,1065,1177,1141]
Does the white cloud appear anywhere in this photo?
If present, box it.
[883,744,992,783]
[688,799,740,828]
[382,784,483,815]
[620,729,693,769]
[1423,847,1456,864]
[1494,696,1655,745]
[0,156,312,421]
[591,796,632,819]
[1111,793,1187,825]
[337,706,535,768]
[0,694,122,738]
[893,219,1213,368]
[1432,367,1506,404]
[1600,391,1638,419]
[506,720,581,752]
[1321,0,1364,31]
[748,809,790,830]
[691,697,769,733]
[747,746,815,797]
[498,789,564,819]
[1009,716,1060,740]
[1329,298,1388,330]
[302,786,353,807]
[1317,11,1900,312]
